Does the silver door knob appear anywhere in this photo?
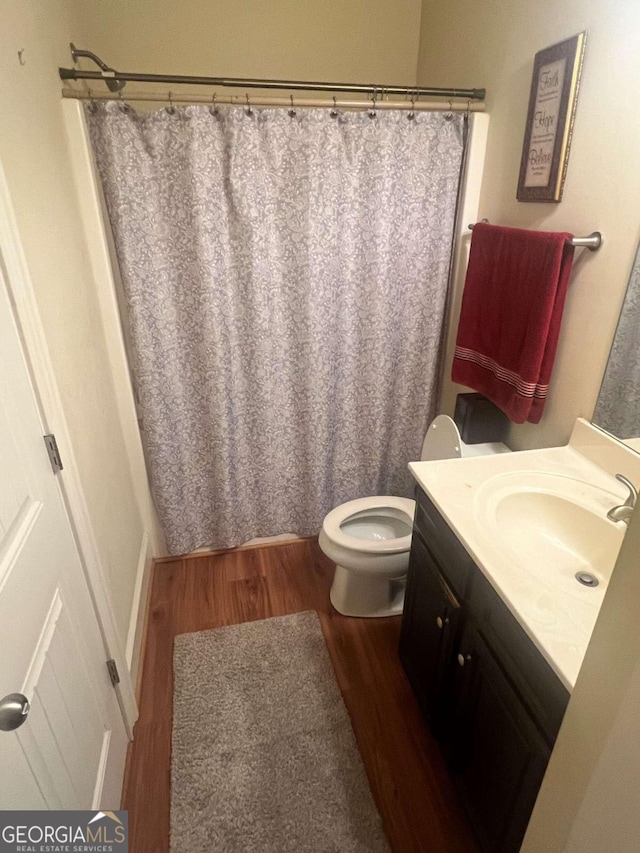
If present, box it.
[457,653,471,667]
[436,616,443,629]
[0,693,30,731]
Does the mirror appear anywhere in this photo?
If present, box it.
[593,242,640,440]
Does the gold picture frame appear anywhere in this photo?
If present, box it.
[517,32,586,203]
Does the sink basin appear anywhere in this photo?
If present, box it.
[475,472,625,591]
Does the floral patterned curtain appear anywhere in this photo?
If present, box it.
[593,242,640,438]
[87,103,465,554]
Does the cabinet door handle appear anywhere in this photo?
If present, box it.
[436,615,449,629]
[457,652,472,667]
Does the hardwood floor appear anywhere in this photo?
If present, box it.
[123,538,478,853]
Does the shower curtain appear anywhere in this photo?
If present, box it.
[593,241,640,437]
[87,103,465,555]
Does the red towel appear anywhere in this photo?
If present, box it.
[451,223,575,424]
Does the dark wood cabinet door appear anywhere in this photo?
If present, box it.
[399,534,461,727]
[451,623,551,853]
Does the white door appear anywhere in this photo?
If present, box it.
[0,258,129,809]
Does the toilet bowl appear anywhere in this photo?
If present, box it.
[319,496,416,618]
[319,414,511,617]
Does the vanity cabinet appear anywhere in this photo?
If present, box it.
[450,621,551,852]
[400,534,461,733]
[400,487,569,853]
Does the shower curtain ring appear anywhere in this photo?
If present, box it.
[444,99,453,121]
[245,93,253,116]
[288,94,296,118]
[87,87,97,112]
[330,96,339,118]
[368,87,377,119]
[167,91,175,114]
[408,94,415,120]
[210,92,218,115]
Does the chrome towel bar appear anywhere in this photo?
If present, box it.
[468,222,602,251]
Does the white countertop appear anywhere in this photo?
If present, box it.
[408,419,640,691]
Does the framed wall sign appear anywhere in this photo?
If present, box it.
[517,32,586,202]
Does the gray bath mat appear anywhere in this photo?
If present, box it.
[171,611,390,852]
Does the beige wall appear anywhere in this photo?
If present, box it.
[0,1,155,649]
[564,654,640,851]
[418,0,640,449]
[76,0,422,86]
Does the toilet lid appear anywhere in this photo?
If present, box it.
[421,414,463,461]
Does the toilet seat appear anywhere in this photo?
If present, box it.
[421,413,510,460]
[421,413,464,460]
[322,496,416,555]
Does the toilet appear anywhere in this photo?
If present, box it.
[319,414,510,617]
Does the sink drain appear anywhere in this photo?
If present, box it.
[575,571,599,588]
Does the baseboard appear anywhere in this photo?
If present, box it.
[125,531,152,687]
[154,535,315,564]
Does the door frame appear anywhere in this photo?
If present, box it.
[0,158,137,736]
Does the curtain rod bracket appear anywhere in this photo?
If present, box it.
[68,43,126,92]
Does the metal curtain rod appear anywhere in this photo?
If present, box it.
[59,44,486,101]
[468,222,603,251]
[62,88,484,113]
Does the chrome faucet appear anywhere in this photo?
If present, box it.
[607,474,637,524]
